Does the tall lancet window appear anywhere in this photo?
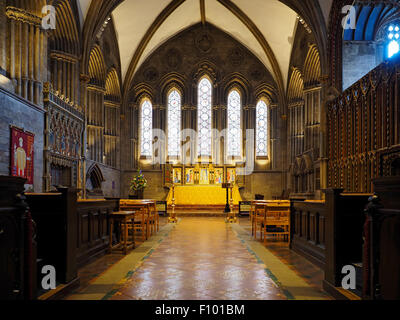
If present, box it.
[168,89,182,158]
[197,77,212,157]
[256,99,268,157]
[227,89,242,157]
[140,98,153,157]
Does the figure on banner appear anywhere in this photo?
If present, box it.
[14,138,27,178]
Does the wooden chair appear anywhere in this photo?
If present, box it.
[124,200,158,234]
[263,202,290,244]
[250,200,261,223]
[146,200,159,233]
[250,200,268,235]
[120,199,159,240]
[120,201,150,241]
[252,203,267,240]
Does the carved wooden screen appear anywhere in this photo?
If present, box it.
[327,60,400,193]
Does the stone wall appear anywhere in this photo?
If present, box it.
[122,170,168,200]
[86,160,121,198]
[240,172,283,200]
[0,88,44,192]
[342,42,383,90]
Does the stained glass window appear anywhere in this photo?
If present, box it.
[140,98,152,157]
[168,89,181,157]
[197,77,212,157]
[227,89,242,157]
[256,100,268,157]
[387,25,400,58]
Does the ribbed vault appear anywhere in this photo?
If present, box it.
[76,0,330,107]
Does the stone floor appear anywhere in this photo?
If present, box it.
[63,216,331,300]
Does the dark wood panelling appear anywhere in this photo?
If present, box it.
[76,200,118,268]
[364,177,400,300]
[0,176,28,300]
[290,200,326,268]
[26,188,78,285]
[323,189,371,292]
[327,56,400,193]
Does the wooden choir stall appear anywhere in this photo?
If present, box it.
[0,175,162,300]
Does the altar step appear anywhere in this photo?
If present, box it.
[168,205,239,216]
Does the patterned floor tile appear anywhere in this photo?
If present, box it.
[63,217,331,300]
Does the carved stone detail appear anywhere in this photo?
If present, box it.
[165,48,182,68]
[196,32,213,53]
[143,67,159,83]
[228,47,244,67]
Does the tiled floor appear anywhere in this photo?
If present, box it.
[65,217,169,296]
[63,217,331,300]
[110,217,286,300]
[238,218,329,298]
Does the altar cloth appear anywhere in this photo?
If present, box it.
[166,185,242,205]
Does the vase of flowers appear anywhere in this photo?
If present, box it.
[130,170,147,199]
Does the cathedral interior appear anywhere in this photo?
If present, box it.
[0,0,400,303]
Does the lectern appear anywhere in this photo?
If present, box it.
[222,183,237,223]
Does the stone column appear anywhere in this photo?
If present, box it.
[80,74,90,199]
[319,75,332,196]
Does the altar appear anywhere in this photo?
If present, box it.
[166,185,242,206]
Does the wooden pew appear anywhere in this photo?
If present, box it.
[364,177,400,300]
[26,188,79,288]
[25,189,119,299]
[322,189,371,299]
[0,176,33,300]
[76,198,118,267]
[290,199,327,268]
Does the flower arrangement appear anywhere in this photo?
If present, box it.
[130,170,148,192]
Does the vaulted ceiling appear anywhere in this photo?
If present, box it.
[77,0,331,97]
[111,0,298,88]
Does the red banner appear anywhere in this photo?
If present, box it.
[10,127,34,184]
